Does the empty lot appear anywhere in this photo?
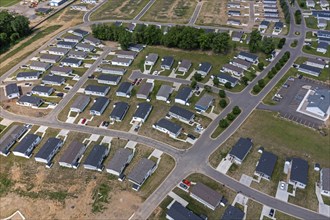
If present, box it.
[90,0,150,21]
[196,0,228,26]
[141,0,198,24]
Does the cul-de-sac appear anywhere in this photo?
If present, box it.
[0,0,329,219]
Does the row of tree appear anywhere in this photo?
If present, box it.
[280,0,291,24]
[219,106,242,129]
[0,10,30,52]
[253,51,291,93]
[92,24,232,53]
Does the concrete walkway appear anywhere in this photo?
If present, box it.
[239,174,253,187]
[168,191,189,207]
[125,141,137,150]
[0,118,12,126]
[100,136,113,146]
[316,184,330,217]
[216,155,233,174]
[1,210,25,220]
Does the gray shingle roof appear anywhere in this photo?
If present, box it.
[307,89,330,114]
[161,56,174,67]
[238,51,258,61]
[71,95,90,111]
[18,95,43,106]
[17,71,40,78]
[98,74,121,82]
[255,151,278,178]
[167,201,203,220]
[90,97,109,113]
[176,87,192,101]
[156,85,173,99]
[198,62,212,73]
[179,60,192,70]
[133,102,152,119]
[229,138,253,161]
[169,105,195,121]
[85,84,109,93]
[299,64,322,74]
[137,82,153,97]
[42,75,65,84]
[116,82,133,94]
[217,73,239,84]
[222,205,245,220]
[83,145,108,169]
[59,141,85,165]
[321,168,330,191]
[61,57,81,65]
[106,148,133,173]
[127,158,156,185]
[35,137,62,160]
[110,102,129,120]
[190,182,223,208]
[13,134,40,155]
[195,94,214,110]
[146,53,158,63]
[50,66,72,74]
[155,118,182,135]
[32,85,53,94]
[5,83,19,95]
[290,158,308,185]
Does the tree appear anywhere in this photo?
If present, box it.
[212,32,231,54]
[227,113,236,121]
[118,30,132,50]
[190,80,197,89]
[204,85,212,93]
[241,76,249,85]
[219,89,226,98]
[198,33,215,50]
[278,38,286,49]
[258,79,265,88]
[267,72,274,79]
[213,77,219,86]
[219,99,227,108]
[249,30,262,53]
[219,119,229,128]
[232,106,241,115]
[193,73,203,82]
[275,62,282,71]
[258,62,265,71]
[143,25,162,45]
[224,82,232,89]
[294,10,302,25]
[10,32,19,42]
[178,27,202,50]
[261,37,275,54]
[253,85,261,93]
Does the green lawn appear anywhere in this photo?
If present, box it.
[305,17,330,30]
[0,25,63,76]
[0,0,20,7]
[209,110,330,168]
[90,0,150,21]
[303,42,330,59]
[275,211,300,220]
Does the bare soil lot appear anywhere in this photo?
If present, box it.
[90,0,150,21]
[141,0,198,24]
[196,0,228,26]
[0,130,175,219]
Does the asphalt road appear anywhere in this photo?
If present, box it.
[0,0,327,219]
[133,0,157,21]
[188,1,203,25]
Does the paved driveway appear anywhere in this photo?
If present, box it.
[275,181,289,202]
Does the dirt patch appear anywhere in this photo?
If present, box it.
[0,99,51,118]
[196,0,228,26]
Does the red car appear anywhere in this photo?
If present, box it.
[182,179,191,186]
[81,118,87,125]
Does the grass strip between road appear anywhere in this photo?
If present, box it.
[0,25,63,76]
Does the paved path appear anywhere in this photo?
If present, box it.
[134,0,157,21]
[188,1,203,25]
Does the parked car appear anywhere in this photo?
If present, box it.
[179,183,188,190]
[280,182,285,190]
[56,93,64,98]
[25,83,32,86]
[134,125,140,132]
[102,121,109,127]
[81,118,87,125]
[187,134,196,140]
[182,179,191,186]
[136,78,142,85]
[269,209,274,217]
[132,78,138,85]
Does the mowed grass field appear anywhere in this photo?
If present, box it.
[210,110,330,168]
[141,0,197,24]
[0,0,20,7]
[90,0,150,21]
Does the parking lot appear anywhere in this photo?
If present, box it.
[258,76,328,129]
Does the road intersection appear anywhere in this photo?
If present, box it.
[0,0,328,219]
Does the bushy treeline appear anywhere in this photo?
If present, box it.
[92,23,232,53]
[0,10,30,52]
[280,0,291,24]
